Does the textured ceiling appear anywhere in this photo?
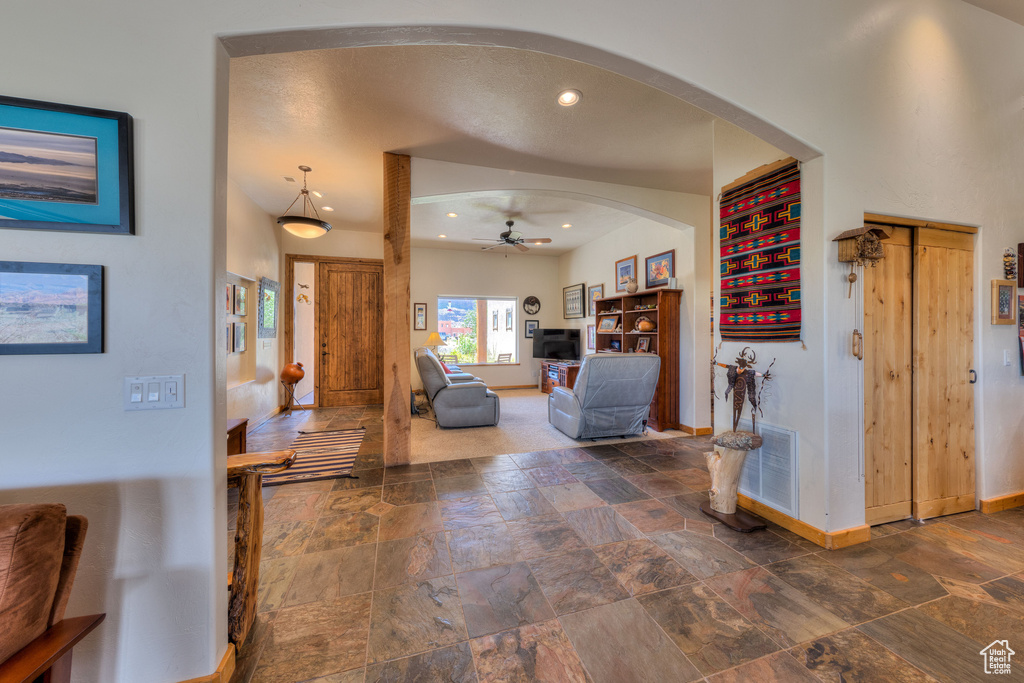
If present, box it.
[961,0,1024,27]
[228,45,717,241]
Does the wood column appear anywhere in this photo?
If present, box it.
[383,153,412,466]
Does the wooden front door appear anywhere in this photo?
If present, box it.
[317,260,383,406]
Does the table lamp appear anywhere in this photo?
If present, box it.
[425,331,444,355]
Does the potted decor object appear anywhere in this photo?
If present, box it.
[281,362,305,384]
[634,316,656,332]
[625,276,639,293]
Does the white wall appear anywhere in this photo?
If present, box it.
[292,261,316,400]
[558,219,706,430]
[226,179,283,427]
[410,247,561,389]
[4,2,1024,680]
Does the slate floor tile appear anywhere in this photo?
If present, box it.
[383,479,437,506]
[480,469,533,493]
[523,464,578,487]
[492,488,558,521]
[373,532,451,589]
[712,526,809,565]
[377,502,442,541]
[583,477,651,505]
[592,538,695,596]
[528,548,629,614]
[433,474,489,500]
[446,522,521,573]
[282,544,376,606]
[439,495,505,529]
[323,487,383,515]
[260,519,315,560]
[507,514,587,559]
[707,651,820,683]
[306,512,379,552]
[563,460,618,481]
[614,499,689,534]
[651,530,756,579]
[537,483,607,512]
[456,562,555,637]
[790,628,935,683]
[470,619,589,682]
[366,576,469,663]
[821,543,947,605]
[428,458,477,479]
[364,642,476,683]
[563,506,644,545]
[623,472,692,498]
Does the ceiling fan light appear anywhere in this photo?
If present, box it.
[277,215,332,238]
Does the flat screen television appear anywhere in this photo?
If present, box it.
[532,328,580,360]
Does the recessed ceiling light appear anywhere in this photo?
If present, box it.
[311,190,323,198]
[446,212,458,218]
[557,89,581,107]
[438,234,447,238]
[321,206,334,212]
[562,223,572,229]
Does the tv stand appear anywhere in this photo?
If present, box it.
[541,360,581,394]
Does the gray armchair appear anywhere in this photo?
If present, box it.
[548,354,661,439]
[415,348,500,428]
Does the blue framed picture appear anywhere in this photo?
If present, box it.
[0,95,135,235]
[0,261,104,355]
[645,249,675,288]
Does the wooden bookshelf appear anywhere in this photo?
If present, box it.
[593,288,682,431]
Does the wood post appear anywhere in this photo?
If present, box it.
[705,446,748,514]
[382,152,412,466]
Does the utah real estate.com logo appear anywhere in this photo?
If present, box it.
[980,640,1014,675]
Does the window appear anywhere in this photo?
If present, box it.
[437,296,517,363]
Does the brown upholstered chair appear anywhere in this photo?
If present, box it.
[0,503,104,682]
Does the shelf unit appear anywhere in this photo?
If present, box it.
[593,287,682,431]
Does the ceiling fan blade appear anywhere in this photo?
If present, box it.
[514,243,529,252]
[481,244,502,251]
[522,238,552,243]
[471,238,501,241]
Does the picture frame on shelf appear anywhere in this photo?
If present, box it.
[563,282,585,319]
[413,302,427,330]
[0,95,135,235]
[645,250,675,289]
[257,277,279,339]
[615,255,637,292]
[636,337,651,353]
[233,322,246,352]
[598,316,617,332]
[525,319,539,338]
[233,284,247,316]
[587,324,595,350]
[992,279,1015,325]
[587,283,604,316]
[0,261,103,355]
[609,339,621,351]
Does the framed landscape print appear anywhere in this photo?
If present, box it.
[233,284,247,316]
[0,261,103,354]
[525,319,539,338]
[588,284,604,316]
[587,324,595,350]
[258,277,279,339]
[598,316,617,332]
[645,249,675,289]
[413,302,427,330]
[615,255,636,292]
[992,279,1015,325]
[233,322,246,352]
[0,96,135,235]
[563,282,585,319]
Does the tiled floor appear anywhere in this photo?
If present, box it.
[229,406,1024,683]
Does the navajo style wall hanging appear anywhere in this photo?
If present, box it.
[719,159,801,342]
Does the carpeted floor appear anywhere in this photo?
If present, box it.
[410,388,681,463]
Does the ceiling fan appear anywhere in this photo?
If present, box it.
[473,220,552,254]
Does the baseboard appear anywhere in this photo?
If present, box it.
[913,494,975,520]
[980,491,1024,514]
[736,494,870,550]
[180,644,235,683]
[250,406,284,432]
[680,424,713,436]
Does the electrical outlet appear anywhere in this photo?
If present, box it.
[1005,350,1012,367]
[124,375,185,410]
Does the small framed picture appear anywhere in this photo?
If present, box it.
[525,319,539,338]
[645,250,675,289]
[226,284,232,314]
[413,302,427,330]
[563,283,585,319]
[992,279,1015,325]
[258,277,279,339]
[588,284,604,316]
[615,255,637,292]
[226,323,232,352]
[233,284,247,316]
[598,316,617,332]
[610,339,622,351]
[587,324,595,350]
[0,261,104,355]
[636,337,651,353]
[233,322,246,352]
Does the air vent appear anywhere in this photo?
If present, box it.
[736,419,799,518]
[283,176,296,182]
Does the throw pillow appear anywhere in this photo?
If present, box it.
[441,363,453,374]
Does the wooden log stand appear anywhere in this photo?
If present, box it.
[700,431,767,532]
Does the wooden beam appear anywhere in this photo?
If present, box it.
[736,494,871,550]
[720,156,797,195]
[980,491,1024,514]
[863,213,978,235]
[383,153,412,466]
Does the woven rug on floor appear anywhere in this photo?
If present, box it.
[262,427,365,486]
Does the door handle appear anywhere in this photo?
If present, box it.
[969,369,977,384]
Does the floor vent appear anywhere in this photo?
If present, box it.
[736,419,799,518]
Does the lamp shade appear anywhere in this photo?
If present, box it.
[425,332,444,347]
[277,215,332,238]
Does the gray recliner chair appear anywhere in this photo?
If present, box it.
[548,353,661,439]
[415,348,500,427]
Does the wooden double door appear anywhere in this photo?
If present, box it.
[863,223,976,524]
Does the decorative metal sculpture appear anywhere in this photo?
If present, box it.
[1004,247,1018,282]
[712,346,775,433]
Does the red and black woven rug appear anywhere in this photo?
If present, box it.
[719,160,802,342]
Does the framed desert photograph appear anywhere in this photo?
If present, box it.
[615,255,637,292]
[0,95,135,235]
[0,261,103,354]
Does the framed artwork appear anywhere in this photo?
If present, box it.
[233,322,246,352]
[0,95,135,235]
[1019,294,1024,376]
[636,337,651,353]
[991,279,1015,325]
[258,277,279,339]
[610,339,622,351]
[645,249,675,289]
[0,261,103,355]
[233,284,247,316]
[506,308,513,331]
[588,284,604,316]
[413,302,427,330]
[597,316,617,332]
[563,282,585,319]
[1019,243,1023,288]
[615,255,637,292]
[225,284,232,314]
[523,296,541,315]
[226,323,231,353]
[587,324,595,350]
[525,319,539,338]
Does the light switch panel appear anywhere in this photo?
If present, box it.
[124,375,185,410]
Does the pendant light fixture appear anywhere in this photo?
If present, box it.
[277,165,332,238]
